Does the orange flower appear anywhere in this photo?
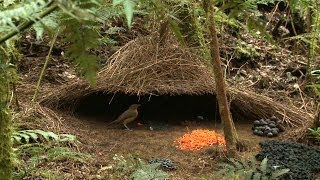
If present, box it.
[175,129,226,151]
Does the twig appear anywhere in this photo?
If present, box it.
[32,28,60,101]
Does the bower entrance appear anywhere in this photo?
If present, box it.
[73,92,222,127]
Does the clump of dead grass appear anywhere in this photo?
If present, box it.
[13,102,65,132]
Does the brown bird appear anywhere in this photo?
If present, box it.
[107,104,141,130]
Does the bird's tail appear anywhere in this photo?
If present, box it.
[106,119,121,127]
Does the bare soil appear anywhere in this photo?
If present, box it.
[57,111,270,179]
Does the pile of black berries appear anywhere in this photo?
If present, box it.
[256,140,320,180]
[252,116,284,137]
[148,158,176,170]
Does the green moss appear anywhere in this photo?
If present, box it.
[0,52,14,180]
[0,109,13,179]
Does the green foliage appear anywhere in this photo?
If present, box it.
[0,45,19,179]
[131,162,169,180]
[236,39,260,57]
[0,0,48,34]
[113,0,135,28]
[0,0,127,84]
[12,128,87,179]
[213,157,289,180]
[309,70,320,96]
[110,154,169,179]
[13,143,91,179]
[12,129,79,144]
[308,127,320,142]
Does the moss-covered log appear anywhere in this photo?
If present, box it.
[0,55,13,179]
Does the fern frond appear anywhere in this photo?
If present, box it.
[0,0,48,30]
[33,12,60,40]
[12,129,79,144]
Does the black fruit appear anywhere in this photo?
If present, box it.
[252,117,284,138]
[254,120,261,126]
[267,132,273,137]
[256,140,320,180]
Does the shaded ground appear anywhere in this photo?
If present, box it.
[58,111,270,179]
[13,15,318,178]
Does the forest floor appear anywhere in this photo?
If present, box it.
[13,26,318,179]
[60,112,268,179]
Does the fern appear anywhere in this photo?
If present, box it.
[113,0,135,28]
[131,162,169,180]
[0,0,48,32]
[57,0,107,84]
[308,127,320,142]
[12,129,79,144]
[33,12,59,40]
[213,157,289,180]
[110,154,169,179]
[14,143,90,179]
[47,147,89,163]
[0,0,121,84]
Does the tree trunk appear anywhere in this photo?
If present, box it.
[207,0,238,156]
[0,56,13,179]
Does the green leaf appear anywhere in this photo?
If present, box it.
[252,172,262,180]
[24,132,39,142]
[113,0,125,6]
[168,19,187,47]
[241,158,250,170]
[58,134,79,143]
[244,170,254,180]
[235,169,245,177]
[17,133,30,144]
[12,135,22,144]
[272,168,290,178]
[123,0,134,28]
[230,158,244,170]
[311,70,320,75]
[3,0,15,7]
[32,130,58,141]
[225,167,235,179]
[215,168,228,178]
[260,157,268,175]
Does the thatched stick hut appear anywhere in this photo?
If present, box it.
[40,35,314,140]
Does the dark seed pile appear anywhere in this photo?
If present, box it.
[256,140,320,180]
[252,116,284,137]
[148,158,176,170]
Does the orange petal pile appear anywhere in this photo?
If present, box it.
[175,129,226,151]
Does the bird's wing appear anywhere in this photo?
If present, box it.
[107,109,136,125]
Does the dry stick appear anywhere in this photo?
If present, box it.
[32,28,60,102]
[12,84,20,111]
[265,1,280,28]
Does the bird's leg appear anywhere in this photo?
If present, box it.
[124,123,132,131]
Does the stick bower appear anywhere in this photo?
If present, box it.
[40,35,314,140]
